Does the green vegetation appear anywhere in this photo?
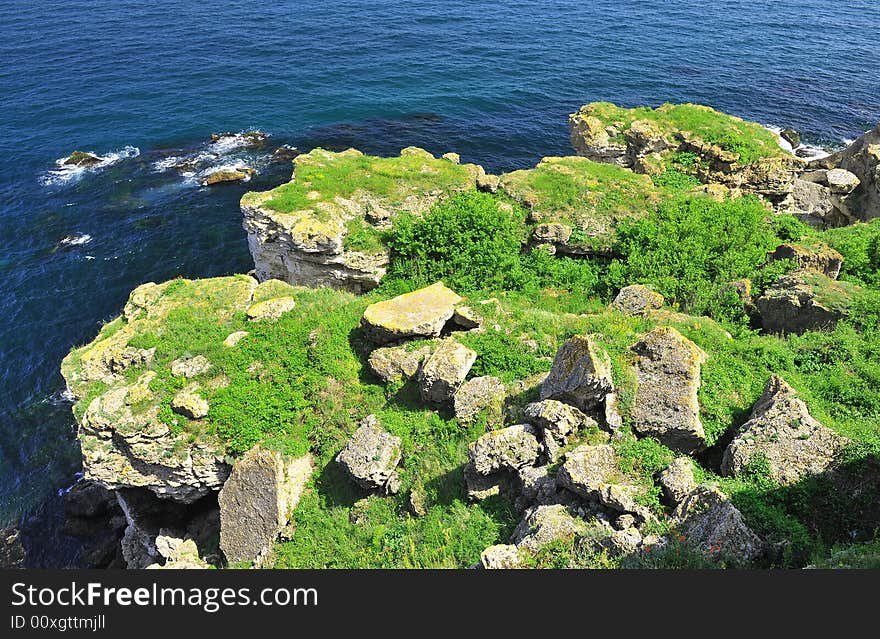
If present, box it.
[579,102,789,163]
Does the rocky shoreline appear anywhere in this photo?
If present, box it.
[9,101,880,570]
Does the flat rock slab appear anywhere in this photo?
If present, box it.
[219,447,313,565]
[540,335,613,412]
[721,375,849,485]
[361,282,462,344]
[630,326,707,454]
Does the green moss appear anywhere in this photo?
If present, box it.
[343,217,387,255]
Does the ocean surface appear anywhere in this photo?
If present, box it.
[1,0,878,562]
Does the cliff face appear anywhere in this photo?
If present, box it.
[241,147,487,292]
[812,122,880,222]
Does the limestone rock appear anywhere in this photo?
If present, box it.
[468,424,541,476]
[336,416,402,494]
[203,167,256,186]
[659,457,697,507]
[612,284,664,316]
[480,544,522,569]
[362,282,462,344]
[148,532,209,569]
[568,112,629,165]
[532,222,573,246]
[524,399,594,444]
[768,243,843,279]
[721,376,849,485]
[219,447,313,565]
[246,296,296,321]
[476,173,501,193]
[223,331,248,347]
[451,305,482,330]
[171,389,209,420]
[780,127,800,148]
[812,122,880,221]
[170,355,212,378]
[464,462,511,501]
[556,444,618,499]
[454,376,506,425]
[540,335,613,412]
[511,504,587,554]
[756,269,854,335]
[601,527,643,556]
[825,168,861,194]
[673,486,764,564]
[418,338,477,404]
[630,327,708,454]
[368,342,433,383]
[517,465,557,504]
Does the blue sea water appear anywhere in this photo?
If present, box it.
[1,0,878,561]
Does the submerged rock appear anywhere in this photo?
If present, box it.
[203,167,256,186]
[336,416,402,494]
[62,150,104,167]
[722,376,849,485]
[362,282,462,344]
[218,447,313,565]
[540,335,613,412]
[630,327,708,454]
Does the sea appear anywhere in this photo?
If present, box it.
[1,0,878,565]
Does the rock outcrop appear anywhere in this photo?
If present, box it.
[336,416,402,494]
[767,243,843,279]
[523,399,594,446]
[218,447,313,565]
[630,327,708,454]
[756,269,855,335]
[362,282,462,344]
[241,147,485,292]
[540,335,613,413]
[812,122,880,221]
[721,376,849,485]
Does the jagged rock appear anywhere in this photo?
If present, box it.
[568,112,629,165]
[454,376,506,425]
[170,355,212,378]
[612,284,664,316]
[63,150,103,167]
[511,504,587,554]
[825,168,861,194]
[408,486,428,517]
[246,296,296,321]
[604,393,624,431]
[768,243,843,279]
[630,327,707,454]
[218,447,313,565]
[524,399,594,444]
[781,178,853,227]
[171,389,209,420]
[451,305,482,330]
[540,335,613,412]
[722,376,849,485]
[368,342,434,383]
[362,282,462,344]
[601,527,643,556]
[659,457,697,507]
[442,152,460,164]
[812,122,880,221]
[211,131,267,145]
[596,484,654,524]
[614,514,636,530]
[418,338,477,404]
[756,269,855,335]
[223,330,248,347]
[780,127,800,148]
[203,167,256,185]
[148,532,209,569]
[336,416,402,494]
[672,486,764,564]
[468,424,541,475]
[480,544,522,569]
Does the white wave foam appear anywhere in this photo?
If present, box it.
[41,146,140,186]
[210,131,267,154]
[765,125,832,161]
[59,233,92,247]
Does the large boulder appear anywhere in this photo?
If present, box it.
[756,269,855,335]
[812,122,880,221]
[368,342,434,383]
[336,416,402,494]
[658,457,697,507]
[218,446,313,565]
[418,338,477,404]
[468,424,541,476]
[524,399,594,445]
[768,243,843,279]
[540,335,614,412]
[454,376,506,425]
[721,376,849,485]
[611,284,664,316]
[672,486,765,564]
[362,282,462,344]
[480,544,522,569]
[510,504,587,554]
[630,327,708,454]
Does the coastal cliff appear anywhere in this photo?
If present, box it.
[57,102,880,570]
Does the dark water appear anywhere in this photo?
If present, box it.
[1,0,879,543]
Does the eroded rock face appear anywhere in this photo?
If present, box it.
[813,122,880,221]
[468,424,541,476]
[418,338,477,404]
[454,376,506,425]
[768,243,843,279]
[336,416,402,494]
[722,376,849,485]
[540,335,613,412]
[219,447,313,565]
[630,327,708,454]
[672,486,764,564]
[756,269,854,335]
[362,282,462,344]
[612,284,664,316]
